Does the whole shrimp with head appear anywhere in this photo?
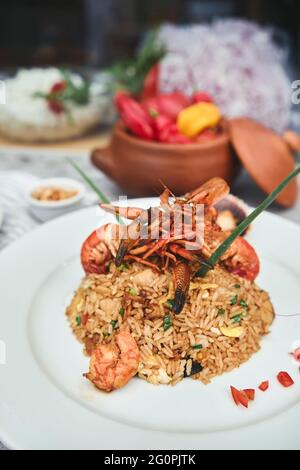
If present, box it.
[81,177,259,313]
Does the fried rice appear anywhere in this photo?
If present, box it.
[66,262,274,385]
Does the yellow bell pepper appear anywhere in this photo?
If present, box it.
[177,102,221,138]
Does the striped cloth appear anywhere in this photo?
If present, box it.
[0,172,39,250]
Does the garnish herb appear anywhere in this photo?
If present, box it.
[192,344,203,350]
[111,320,118,330]
[107,29,165,96]
[232,314,242,324]
[230,295,238,305]
[119,307,125,318]
[195,165,300,278]
[67,158,123,224]
[118,263,129,272]
[218,308,225,316]
[75,316,81,326]
[129,288,137,296]
[166,299,175,310]
[163,314,172,331]
[103,331,110,338]
[234,284,241,289]
[240,299,248,309]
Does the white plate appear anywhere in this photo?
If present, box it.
[0,203,3,229]
[0,198,300,450]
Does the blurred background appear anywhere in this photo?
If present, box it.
[0,0,299,73]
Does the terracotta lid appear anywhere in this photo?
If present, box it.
[229,117,298,208]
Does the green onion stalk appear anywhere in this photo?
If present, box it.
[195,164,300,277]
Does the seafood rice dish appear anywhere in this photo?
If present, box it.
[66,177,274,392]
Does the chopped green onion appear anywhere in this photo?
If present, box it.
[119,307,125,318]
[75,316,81,326]
[166,299,175,309]
[230,295,238,305]
[117,263,129,272]
[163,314,172,331]
[240,299,249,309]
[195,165,300,278]
[232,314,242,324]
[111,320,118,330]
[67,158,123,224]
[129,288,137,296]
[217,308,225,316]
[192,344,203,350]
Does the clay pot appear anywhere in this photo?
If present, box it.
[91,121,240,197]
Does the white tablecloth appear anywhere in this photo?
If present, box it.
[0,149,299,450]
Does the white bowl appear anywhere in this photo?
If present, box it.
[27,178,86,222]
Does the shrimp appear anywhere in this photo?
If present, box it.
[84,329,140,392]
[81,223,124,274]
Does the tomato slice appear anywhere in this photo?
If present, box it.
[230,386,241,406]
[258,381,269,392]
[230,386,249,408]
[243,389,255,401]
[277,371,294,388]
[237,390,249,408]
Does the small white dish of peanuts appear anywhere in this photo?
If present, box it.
[27,177,86,222]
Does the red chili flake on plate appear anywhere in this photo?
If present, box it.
[291,347,300,362]
[277,371,294,388]
[258,381,269,392]
[243,389,255,401]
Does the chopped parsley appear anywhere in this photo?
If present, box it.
[217,308,225,316]
[163,314,172,331]
[111,320,118,330]
[119,307,125,318]
[75,316,81,326]
[230,295,238,305]
[234,284,241,289]
[103,331,110,338]
[192,344,203,350]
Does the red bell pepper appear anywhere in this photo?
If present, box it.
[195,128,218,143]
[277,371,294,388]
[160,123,191,144]
[115,91,155,140]
[143,92,190,121]
[192,91,214,104]
[140,64,160,101]
[258,381,269,392]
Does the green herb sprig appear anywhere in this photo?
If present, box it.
[196,165,300,278]
[107,29,166,96]
[67,158,123,224]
